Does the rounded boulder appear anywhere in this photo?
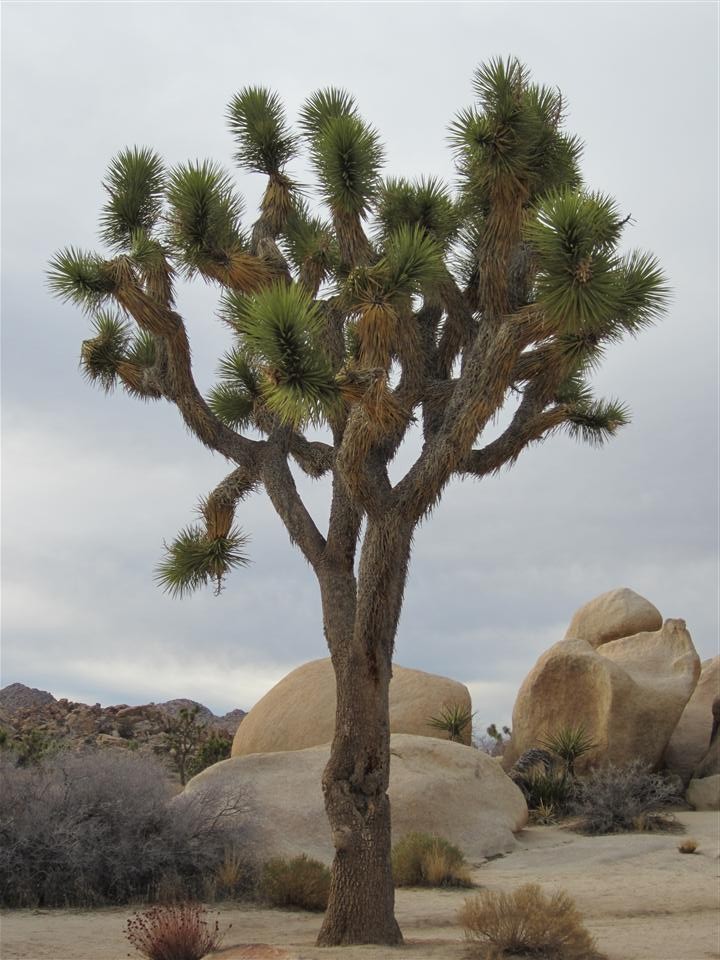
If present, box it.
[232,659,472,757]
[181,733,527,864]
[564,587,663,649]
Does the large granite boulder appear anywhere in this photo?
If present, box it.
[687,775,720,811]
[505,619,700,771]
[664,658,720,783]
[181,734,527,864]
[232,659,472,757]
[564,588,662,649]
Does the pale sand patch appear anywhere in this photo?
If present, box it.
[1,812,718,960]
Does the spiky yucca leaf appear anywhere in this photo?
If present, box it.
[207,347,262,428]
[165,161,245,274]
[125,329,157,367]
[453,59,583,207]
[282,202,338,292]
[227,86,298,175]
[375,177,459,249]
[47,247,116,311]
[156,524,249,597]
[217,348,263,397]
[237,283,340,425]
[129,230,174,305]
[538,724,597,775]
[472,56,529,117]
[566,397,630,446]
[613,251,670,334]
[299,87,357,139]
[313,115,384,217]
[80,310,131,391]
[99,147,165,249]
[207,384,256,429]
[381,224,446,295]
[526,190,631,332]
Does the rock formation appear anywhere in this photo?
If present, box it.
[0,683,245,764]
[182,734,527,864]
[232,658,472,757]
[664,657,720,783]
[564,587,663,649]
[505,616,700,771]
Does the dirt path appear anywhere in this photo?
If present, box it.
[2,812,718,960]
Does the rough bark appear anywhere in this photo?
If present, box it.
[316,518,412,946]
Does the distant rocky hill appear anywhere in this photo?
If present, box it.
[0,683,246,758]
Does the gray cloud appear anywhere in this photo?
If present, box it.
[2,2,717,728]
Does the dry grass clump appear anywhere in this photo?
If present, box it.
[392,832,472,888]
[678,838,699,854]
[125,903,227,960]
[458,883,604,960]
[259,854,330,911]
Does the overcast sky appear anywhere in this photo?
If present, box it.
[1,1,718,729]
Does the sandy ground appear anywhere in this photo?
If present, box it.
[1,812,718,960]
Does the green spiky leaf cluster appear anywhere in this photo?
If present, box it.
[228,86,298,175]
[526,189,669,335]
[376,177,459,249]
[307,108,384,217]
[233,283,340,425]
[156,524,250,597]
[450,56,583,206]
[207,348,262,429]
[166,161,245,274]
[282,202,339,292]
[100,147,166,249]
[79,311,130,391]
[47,248,117,311]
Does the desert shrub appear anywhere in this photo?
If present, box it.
[458,883,604,959]
[523,768,575,813]
[210,845,259,899]
[0,750,249,907]
[571,760,683,835]
[678,838,699,854]
[259,854,330,911]
[126,902,227,960]
[392,832,472,888]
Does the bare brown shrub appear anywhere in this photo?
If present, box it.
[0,750,250,907]
[678,838,699,854]
[126,902,228,960]
[458,883,605,959]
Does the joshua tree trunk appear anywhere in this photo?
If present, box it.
[316,519,412,946]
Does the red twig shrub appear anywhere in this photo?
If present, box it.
[125,903,228,960]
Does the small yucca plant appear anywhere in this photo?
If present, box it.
[538,724,598,776]
[427,703,475,742]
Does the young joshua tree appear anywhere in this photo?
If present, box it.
[48,58,667,945]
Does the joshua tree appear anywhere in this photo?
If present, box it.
[48,58,667,945]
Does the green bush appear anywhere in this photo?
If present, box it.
[392,832,472,888]
[259,854,330,911]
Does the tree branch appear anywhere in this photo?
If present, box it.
[262,429,327,567]
[114,280,265,472]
